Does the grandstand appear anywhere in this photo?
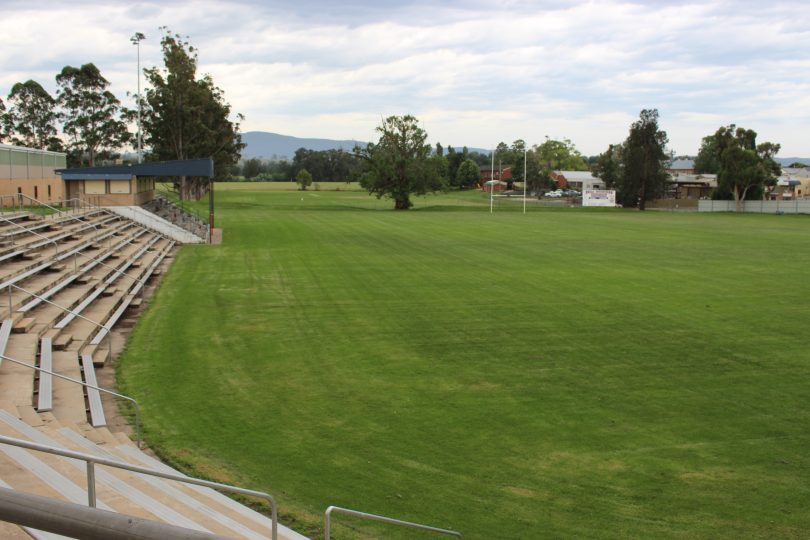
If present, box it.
[0,202,308,539]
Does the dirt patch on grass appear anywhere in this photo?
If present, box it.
[502,485,539,498]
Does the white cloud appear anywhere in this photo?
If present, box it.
[2,0,810,156]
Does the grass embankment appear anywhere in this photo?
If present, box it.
[119,185,810,539]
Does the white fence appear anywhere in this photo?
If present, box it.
[698,199,810,215]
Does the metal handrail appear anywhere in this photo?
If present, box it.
[0,352,141,449]
[16,194,108,248]
[18,194,100,234]
[6,283,112,361]
[153,192,211,241]
[67,235,150,289]
[149,194,210,243]
[0,195,22,214]
[16,193,69,216]
[78,196,172,242]
[0,434,278,540]
[324,506,462,540]
[155,188,209,224]
[0,486,229,540]
[54,197,95,214]
[9,213,162,302]
[13,194,178,245]
[0,216,59,257]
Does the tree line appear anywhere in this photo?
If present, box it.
[0,28,243,201]
[354,110,782,210]
[0,66,130,166]
[593,110,781,210]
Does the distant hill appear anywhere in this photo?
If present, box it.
[241,132,367,160]
[241,131,491,161]
[777,157,810,167]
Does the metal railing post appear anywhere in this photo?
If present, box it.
[0,435,279,540]
[324,506,462,540]
[6,285,11,319]
[86,462,97,507]
[16,195,103,246]
[108,332,113,369]
[0,216,59,258]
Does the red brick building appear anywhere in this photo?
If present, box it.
[480,165,512,191]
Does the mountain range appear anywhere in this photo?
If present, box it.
[241,131,809,167]
[241,131,490,160]
[776,157,810,167]
[240,132,366,160]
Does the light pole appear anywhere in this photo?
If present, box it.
[523,146,527,214]
[489,147,498,214]
[130,32,145,164]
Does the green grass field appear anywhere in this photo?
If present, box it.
[118,185,810,539]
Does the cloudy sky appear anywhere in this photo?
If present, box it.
[2,0,809,156]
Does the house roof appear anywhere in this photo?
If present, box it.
[669,159,695,170]
[57,158,214,180]
[553,170,598,181]
[778,178,801,186]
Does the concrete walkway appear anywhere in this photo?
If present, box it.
[103,206,204,244]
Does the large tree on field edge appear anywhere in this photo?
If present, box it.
[618,109,670,210]
[141,28,244,200]
[355,115,445,209]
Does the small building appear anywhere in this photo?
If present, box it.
[57,159,214,206]
[769,168,810,200]
[550,170,604,191]
[0,143,67,203]
[480,165,512,188]
[668,173,717,199]
[482,179,507,193]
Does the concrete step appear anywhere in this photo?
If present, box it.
[0,477,77,539]
[50,350,87,426]
[52,334,72,351]
[57,427,271,539]
[0,411,115,511]
[0,332,38,408]
[113,444,304,540]
[12,318,35,334]
[0,410,187,526]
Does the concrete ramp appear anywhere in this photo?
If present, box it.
[103,206,204,244]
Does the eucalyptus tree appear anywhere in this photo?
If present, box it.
[5,80,61,150]
[56,63,130,166]
[711,125,780,210]
[593,143,623,189]
[617,109,670,209]
[141,29,243,199]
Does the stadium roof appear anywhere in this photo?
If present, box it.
[57,158,214,180]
